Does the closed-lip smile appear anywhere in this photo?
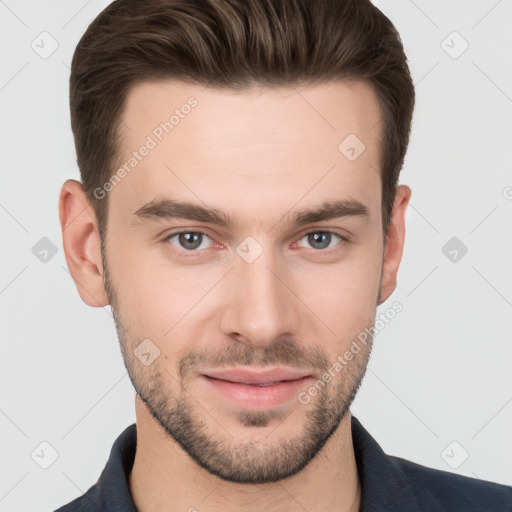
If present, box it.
[202,367,313,385]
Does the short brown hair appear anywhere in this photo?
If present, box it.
[70,0,415,239]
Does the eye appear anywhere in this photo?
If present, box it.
[162,229,348,257]
[164,231,215,253]
[296,231,346,252]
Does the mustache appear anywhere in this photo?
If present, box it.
[178,337,331,381]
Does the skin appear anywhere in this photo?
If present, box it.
[59,79,411,512]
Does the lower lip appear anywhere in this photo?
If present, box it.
[202,375,312,410]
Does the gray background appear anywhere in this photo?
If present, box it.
[1,0,511,510]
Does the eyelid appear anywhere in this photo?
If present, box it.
[295,227,352,242]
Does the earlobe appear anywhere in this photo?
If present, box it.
[59,179,109,307]
[377,184,412,306]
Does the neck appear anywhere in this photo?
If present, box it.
[129,396,361,512]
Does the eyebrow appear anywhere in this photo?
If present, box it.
[131,197,369,230]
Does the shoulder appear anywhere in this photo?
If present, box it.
[52,493,97,512]
[52,484,101,512]
[52,424,137,511]
[390,454,512,511]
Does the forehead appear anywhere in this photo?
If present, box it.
[121,79,382,149]
[109,79,382,227]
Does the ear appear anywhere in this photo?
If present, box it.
[58,179,109,307]
[377,184,412,306]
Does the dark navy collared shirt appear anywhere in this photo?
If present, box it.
[54,414,512,511]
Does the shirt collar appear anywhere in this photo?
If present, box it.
[91,422,138,512]
[92,413,422,512]
[350,414,422,511]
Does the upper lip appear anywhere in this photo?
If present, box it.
[202,368,312,384]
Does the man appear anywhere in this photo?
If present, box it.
[55,0,512,510]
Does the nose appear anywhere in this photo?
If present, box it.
[218,245,300,349]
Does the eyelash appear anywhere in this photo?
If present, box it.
[161,229,350,257]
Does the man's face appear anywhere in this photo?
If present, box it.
[102,80,386,483]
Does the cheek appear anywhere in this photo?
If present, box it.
[302,244,382,302]
[298,246,382,338]
[109,247,216,349]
